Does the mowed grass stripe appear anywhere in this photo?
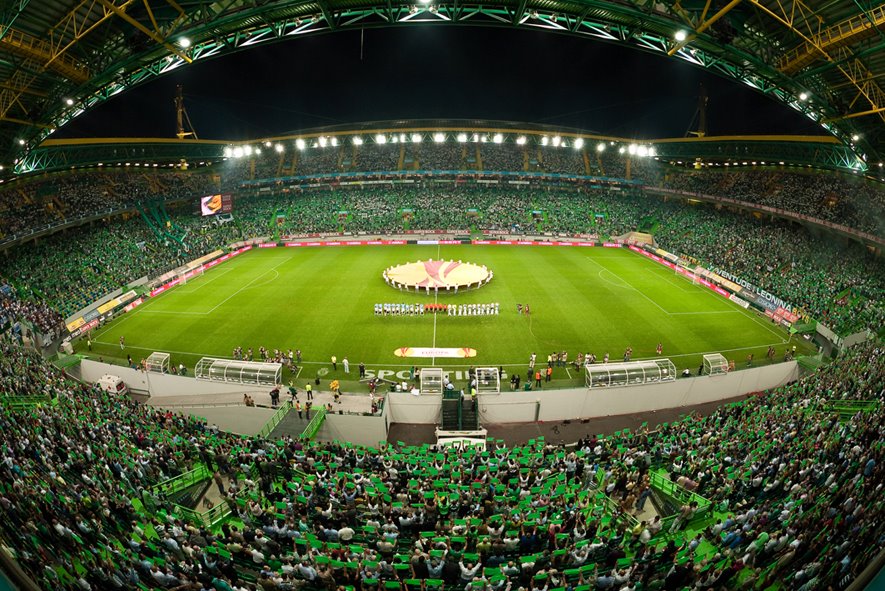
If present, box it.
[79,245,812,387]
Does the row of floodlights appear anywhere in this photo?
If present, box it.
[223,135,657,158]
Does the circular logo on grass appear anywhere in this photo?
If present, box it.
[383,260,492,292]
[317,368,330,376]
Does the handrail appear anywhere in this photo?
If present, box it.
[173,501,232,530]
[300,407,326,440]
[0,395,57,408]
[150,462,210,497]
[649,470,712,516]
[256,401,292,439]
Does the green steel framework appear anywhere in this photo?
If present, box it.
[7,0,885,174]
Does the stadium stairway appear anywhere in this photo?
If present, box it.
[267,411,331,441]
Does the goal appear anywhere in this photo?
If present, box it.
[178,266,203,286]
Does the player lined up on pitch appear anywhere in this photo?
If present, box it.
[374,302,500,316]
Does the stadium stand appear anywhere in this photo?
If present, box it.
[1,179,881,336]
[0,335,881,590]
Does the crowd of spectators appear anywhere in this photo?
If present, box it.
[0,335,881,590]
[0,170,217,244]
[662,169,885,238]
[0,282,64,337]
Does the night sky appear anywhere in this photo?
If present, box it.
[56,26,825,141]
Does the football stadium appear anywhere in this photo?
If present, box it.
[0,2,884,591]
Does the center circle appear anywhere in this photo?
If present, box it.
[383,259,492,293]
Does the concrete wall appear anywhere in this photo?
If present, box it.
[321,405,390,448]
[154,405,276,436]
[387,362,798,425]
[76,359,269,401]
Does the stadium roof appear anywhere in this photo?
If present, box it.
[2,0,885,175]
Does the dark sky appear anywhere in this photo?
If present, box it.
[56,26,824,141]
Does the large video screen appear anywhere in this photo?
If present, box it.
[200,194,232,216]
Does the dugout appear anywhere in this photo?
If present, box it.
[145,352,171,374]
[585,359,676,389]
[195,357,281,386]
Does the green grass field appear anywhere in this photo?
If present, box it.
[77,245,813,390]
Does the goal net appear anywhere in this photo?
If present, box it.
[178,266,203,286]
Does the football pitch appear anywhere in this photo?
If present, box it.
[78,244,812,390]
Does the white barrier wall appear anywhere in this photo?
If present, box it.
[76,359,268,399]
[322,408,390,448]
[387,362,799,424]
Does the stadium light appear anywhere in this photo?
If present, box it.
[574,138,584,149]
[596,142,606,152]
[552,136,561,147]
[472,133,479,143]
[255,148,261,155]
[296,138,306,150]
[675,30,687,42]
[411,133,422,143]
[331,137,338,146]
[457,133,468,143]
[17,139,24,145]
[353,136,364,145]
[399,133,407,143]
[516,136,527,145]
[243,145,253,156]
[637,146,648,157]
[852,134,860,141]
[264,141,272,147]
[433,133,445,143]
[799,92,808,101]
[179,37,191,48]
[419,0,431,4]
[318,136,328,148]
[541,136,549,146]
[274,143,284,153]
[65,98,74,106]
[375,134,387,144]
[628,144,637,155]
[493,133,503,144]
[391,135,398,143]
[618,147,625,154]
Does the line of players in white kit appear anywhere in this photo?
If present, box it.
[374,302,500,316]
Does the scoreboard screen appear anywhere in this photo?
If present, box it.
[199,194,232,216]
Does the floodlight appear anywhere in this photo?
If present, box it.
[879,162,883,167]
[851,134,860,141]
[376,134,387,144]
[674,30,687,41]
[318,136,328,147]
[493,133,503,144]
[399,133,407,143]
[255,148,261,155]
[433,133,445,143]
[274,143,284,153]
[479,135,487,142]
[391,136,398,143]
[552,136,561,147]
[331,136,338,146]
[628,144,637,155]
[65,98,74,106]
[457,133,468,143]
[618,147,625,154]
[574,138,584,149]
[264,141,272,147]
[596,142,605,152]
[799,92,808,101]
[243,145,253,156]
[648,147,656,157]
[353,136,364,145]
[179,37,191,48]
[17,139,24,145]
[419,0,431,4]
[516,136,527,145]
[296,138,306,150]
[411,133,423,143]
[637,146,648,157]
[541,136,549,146]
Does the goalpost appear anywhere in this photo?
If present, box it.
[178,267,203,286]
